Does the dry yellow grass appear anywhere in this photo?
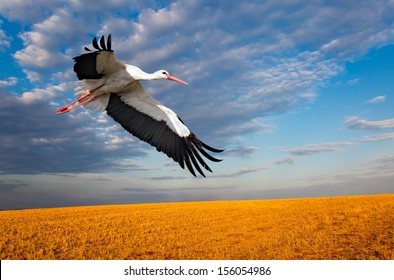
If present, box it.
[0,194,393,259]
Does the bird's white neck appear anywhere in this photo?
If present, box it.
[126,64,160,81]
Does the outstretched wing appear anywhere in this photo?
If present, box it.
[105,86,223,177]
[73,34,125,80]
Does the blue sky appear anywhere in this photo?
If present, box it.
[0,0,393,209]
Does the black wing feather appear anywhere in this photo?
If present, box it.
[200,140,224,153]
[184,154,196,177]
[107,34,112,51]
[105,93,223,177]
[188,149,205,177]
[73,52,103,80]
[92,37,100,50]
[73,34,113,80]
[99,35,106,50]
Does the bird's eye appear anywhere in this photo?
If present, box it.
[162,71,167,75]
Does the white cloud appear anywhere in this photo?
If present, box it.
[361,132,394,142]
[0,0,65,23]
[14,45,69,68]
[104,135,135,151]
[0,77,17,87]
[0,20,10,50]
[211,166,268,178]
[274,157,295,165]
[284,141,354,156]
[366,95,386,104]
[357,153,394,176]
[31,137,65,145]
[226,146,259,158]
[214,119,272,137]
[20,82,72,104]
[346,78,360,86]
[23,69,43,83]
[13,8,83,69]
[344,116,394,130]
[321,28,394,57]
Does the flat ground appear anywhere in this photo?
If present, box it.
[0,194,393,259]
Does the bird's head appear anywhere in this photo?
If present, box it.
[155,70,189,85]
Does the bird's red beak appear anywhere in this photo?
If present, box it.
[167,74,188,85]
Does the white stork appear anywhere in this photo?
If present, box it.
[56,34,223,177]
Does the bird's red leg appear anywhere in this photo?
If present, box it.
[56,85,104,114]
[55,91,91,114]
[56,96,98,114]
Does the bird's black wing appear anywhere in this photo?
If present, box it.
[105,93,223,177]
[73,34,124,80]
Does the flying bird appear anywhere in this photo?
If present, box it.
[56,34,223,177]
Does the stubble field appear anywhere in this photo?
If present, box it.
[0,194,393,259]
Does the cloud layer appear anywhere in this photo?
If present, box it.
[283,142,354,156]
[344,117,394,130]
[366,95,386,104]
[0,1,393,208]
[0,89,149,174]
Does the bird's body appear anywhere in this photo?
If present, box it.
[56,35,223,177]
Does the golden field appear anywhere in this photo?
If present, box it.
[0,194,393,260]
